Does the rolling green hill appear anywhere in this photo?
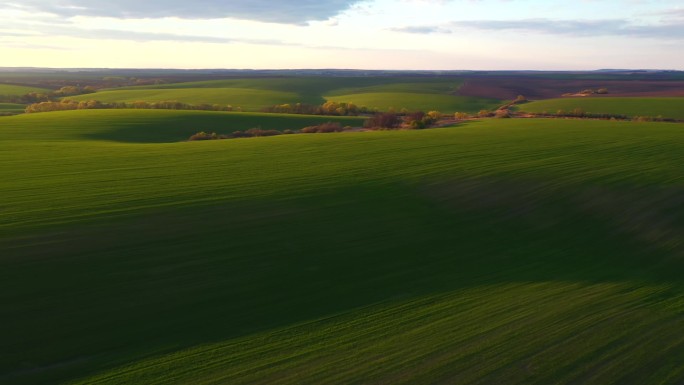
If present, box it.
[68,88,300,111]
[0,84,50,95]
[519,97,684,119]
[68,77,499,112]
[323,81,500,113]
[2,111,684,384]
[326,92,499,113]
[2,109,365,143]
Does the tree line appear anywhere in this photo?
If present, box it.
[0,86,99,104]
[187,111,452,142]
[24,100,237,113]
[188,122,351,141]
[261,101,372,116]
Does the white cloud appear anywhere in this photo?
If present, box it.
[0,0,363,24]
[394,18,684,39]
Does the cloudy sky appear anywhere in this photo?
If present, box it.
[1,0,682,70]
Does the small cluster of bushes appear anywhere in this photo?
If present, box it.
[188,122,352,141]
[0,92,52,104]
[0,86,96,104]
[631,115,676,122]
[530,110,676,122]
[532,109,629,119]
[25,101,86,113]
[364,110,450,129]
[451,109,514,120]
[555,108,625,119]
[494,109,512,118]
[403,111,442,129]
[363,112,402,129]
[563,88,609,96]
[188,128,283,141]
[262,101,371,116]
[53,86,96,97]
[583,88,609,95]
[478,109,495,118]
[188,132,228,141]
[473,109,512,119]
[300,122,345,133]
[127,101,236,111]
[24,100,236,113]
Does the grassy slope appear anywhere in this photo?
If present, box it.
[2,112,684,384]
[0,84,50,95]
[519,97,684,119]
[70,77,499,113]
[1,110,365,143]
[68,88,300,111]
[115,77,455,94]
[326,92,499,113]
[325,81,500,113]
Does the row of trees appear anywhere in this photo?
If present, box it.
[562,88,609,97]
[0,92,51,104]
[188,111,453,142]
[361,110,446,129]
[0,86,97,104]
[24,99,458,127]
[24,100,238,113]
[263,102,452,118]
[188,122,353,141]
[529,108,676,122]
[22,97,522,125]
[262,101,375,116]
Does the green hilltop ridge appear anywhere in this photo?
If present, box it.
[2,107,684,384]
[67,77,499,113]
[0,83,51,95]
[0,109,365,143]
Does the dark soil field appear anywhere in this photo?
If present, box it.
[458,76,684,100]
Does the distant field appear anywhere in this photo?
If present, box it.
[0,84,50,95]
[324,81,461,96]
[322,79,500,112]
[116,77,458,95]
[0,109,365,143]
[327,92,499,113]
[3,112,684,384]
[519,97,684,119]
[68,88,300,111]
[458,78,684,100]
[71,77,499,112]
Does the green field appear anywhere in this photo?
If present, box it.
[2,111,684,384]
[519,97,684,119]
[326,92,499,113]
[324,81,500,113]
[0,84,50,95]
[68,77,499,112]
[2,109,365,143]
[68,88,300,111]
[0,103,26,113]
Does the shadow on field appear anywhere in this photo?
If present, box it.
[80,112,364,143]
[3,178,684,384]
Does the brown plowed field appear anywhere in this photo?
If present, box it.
[458,77,684,100]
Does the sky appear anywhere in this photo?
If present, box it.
[0,0,683,70]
